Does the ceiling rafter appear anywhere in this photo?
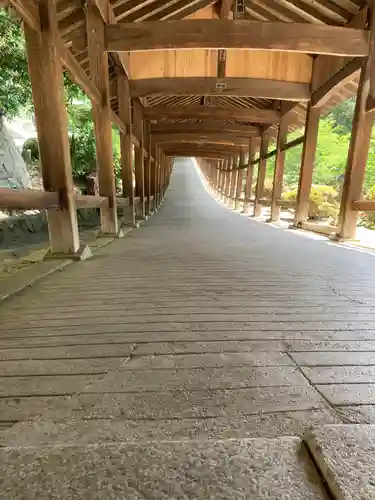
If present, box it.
[245,0,308,21]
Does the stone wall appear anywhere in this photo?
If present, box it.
[0,209,101,251]
[0,119,30,189]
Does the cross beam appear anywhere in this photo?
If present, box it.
[152,133,250,146]
[145,105,279,124]
[130,77,310,101]
[105,20,369,57]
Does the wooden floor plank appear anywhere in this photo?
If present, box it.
[0,158,375,443]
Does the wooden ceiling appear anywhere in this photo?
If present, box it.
[56,0,365,149]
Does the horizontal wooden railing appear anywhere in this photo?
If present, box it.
[0,188,59,210]
[276,198,296,207]
[0,188,146,211]
[351,200,375,212]
[75,195,109,209]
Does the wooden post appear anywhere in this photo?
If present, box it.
[24,0,80,256]
[337,64,374,239]
[243,138,255,214]
[293,105,320,226]
[144,122,152,215]
[270,118,288,222]
[157,148,162,206]
[215,161,220,189]
[229,157,238,208]
[86,0,118,235]
[253,133,269,217]
[117,73,135,226]
[149,141,156,213]
[151,143,158,210]
[133,100,145,219]
[235,148,246,210]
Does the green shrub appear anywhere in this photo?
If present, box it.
[22,137,39,163]
[282,185,339,221]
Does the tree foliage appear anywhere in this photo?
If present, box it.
[0,9,82,118]
[0,10,31,117]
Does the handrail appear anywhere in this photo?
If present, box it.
[0,188,59,210]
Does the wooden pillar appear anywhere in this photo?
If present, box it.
[86,0,118,235]
[219,160,224,195]
[144,123,152,215]
[117,73,135,226]
[270,118,288,222]
[293,105,320,226]
[229,156,238,207]
[337,66,374,239]
[24,0,80,255]
[157,148,162,205]
[220,159,226,198]
[243,138,255,214]
[253,133,269,217]
[151,143,158,210]
[228,157,234,204]
[133,100,145,219]
[235,148,246,210]
[215,161,220,189]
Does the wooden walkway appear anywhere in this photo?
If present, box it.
[1,158,375,444]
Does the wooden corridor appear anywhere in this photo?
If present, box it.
[1,159,375,444]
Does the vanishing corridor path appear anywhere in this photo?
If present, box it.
[1,158,375,443]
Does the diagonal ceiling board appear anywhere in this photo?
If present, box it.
[245,4,282,20]
[164,0,217,20]
[116,0,185,22]
[113,0,157,20]
[281,0,343,24]
[246,0,308,21]
[313,0,353,20]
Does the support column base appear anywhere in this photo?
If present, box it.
[235,201,242,211]
[330,233,360,243]
[99,227,126,239]
[44,244,92,262]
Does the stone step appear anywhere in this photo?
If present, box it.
[1,437,330,499]
[305,424,375,500]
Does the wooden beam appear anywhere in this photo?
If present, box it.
[105,20,369,56]
[281,135,304,151]
[24,0,80,255]
[217,0,233,78]
[0,188,58,210]
[145,105,279,123]
[311,58,363,108]
[253,132,269,216]
[130,78,310,101]
[151,123,260,136]
[162,142,241,152]
[86,0,118,235]
[351,200,375,212]
[152,133,250,146]
[219,0,233,19]
[293,105,321,226]
[74,194,109,209]
[164,150,232,158]
[8,0,40,31]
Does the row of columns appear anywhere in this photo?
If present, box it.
[22,0,172,258]
[202,62,374,240]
